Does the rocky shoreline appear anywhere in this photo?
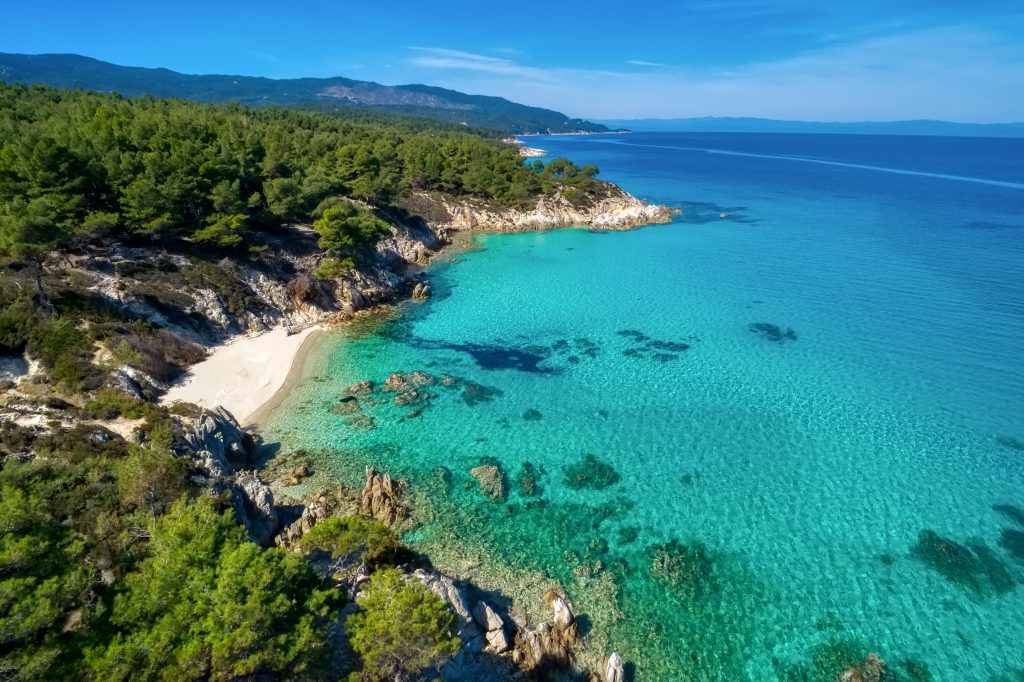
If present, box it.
[182,407,621,681]
[0,184,669,680]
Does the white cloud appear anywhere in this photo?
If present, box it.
[404,28,1024,122]
[626,60,665,67]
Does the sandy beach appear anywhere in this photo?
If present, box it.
[162,325,323,426]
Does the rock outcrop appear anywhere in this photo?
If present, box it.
[178,407,280,545]
[276,489,341,548]
[512,589,582,679]
[602,653,625,682]
[431,186,671,233]
[358,467,407,525]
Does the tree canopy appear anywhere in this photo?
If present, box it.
[0,82,603,260]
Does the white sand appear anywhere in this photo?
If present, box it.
[162,325,322,425]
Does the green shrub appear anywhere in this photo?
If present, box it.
[301,515,409,569]
[85,497,342,681]
[81,388,151,420]
[345,568,459,680]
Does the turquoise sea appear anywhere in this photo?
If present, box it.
[265,132,1024,680]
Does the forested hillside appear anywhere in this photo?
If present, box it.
[0,52,611,134]
[0,82,601,260]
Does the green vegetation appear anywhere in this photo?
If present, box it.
[345,568,459,681]
[300,515,410,569]
[0,82,604,262]
[84,497,341,681]
[312,201,391,279]
[0,416,456,680]
[0,82,614,394]
[0,52,611,134]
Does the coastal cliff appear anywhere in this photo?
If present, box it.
[431,186,671,232]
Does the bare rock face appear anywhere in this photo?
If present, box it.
[412,281,432,300]
[513,589,581,679]
[357,467,407,525]
[181,406,251,474]
[231,471,280,547]
[430,185,672,233]
[276,490,340,548]
[602,653,625,682]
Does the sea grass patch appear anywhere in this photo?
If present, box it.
[1000,528,1024,562]
[993,503,1024,527]
[563,453,620,490]
[748,322,798,343]
[517,462,542,497]
[648,539,717,602]
[911,530,1017,596]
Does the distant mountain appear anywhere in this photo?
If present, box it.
[0,52,609,135]
[599,116,1024,138]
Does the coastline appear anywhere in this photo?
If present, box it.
[161,325,324,426]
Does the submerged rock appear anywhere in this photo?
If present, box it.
[649,539,715,600]
[461,380,504,406]
[343,380,374,395]
[563,453,620,490]
[394,388,432,407]
[748,322,798,343]
[470,464,507,501]
[383,372,412,392]
[993,503,1024,527]
[1001,528,1024,562]
[280,464,311,486]
[517,462,541,497]
[332,395,362,415]
[911,529,1017,595]
[839,653,887,682]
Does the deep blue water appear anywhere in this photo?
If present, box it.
[267,132,1024,680]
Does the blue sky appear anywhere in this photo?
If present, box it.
[5,0,1024,122]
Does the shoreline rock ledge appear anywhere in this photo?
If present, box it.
[431,185,672,233]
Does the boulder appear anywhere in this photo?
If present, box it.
[602,653,625,682]
[485,627,511,654]
[344,380,374,395]
[276,490,340,547]
[358,467,407,525]
[412,282,432,300]
[232,471,280,546]
[383,372,411,392]
[472,601,505,633]
[413,568,481,641]
[181,406,252,474]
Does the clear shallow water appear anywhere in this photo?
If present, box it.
[266,133,1024,680]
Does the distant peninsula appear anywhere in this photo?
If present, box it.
[0,51,610,135]
[598,116,1024,138]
